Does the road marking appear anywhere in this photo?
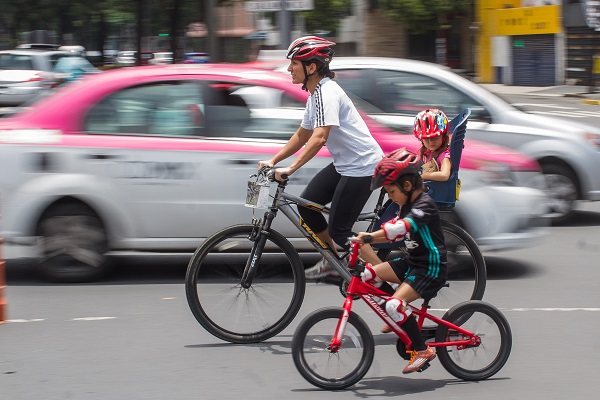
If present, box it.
[582,99,600,105]
[512,103,578,109]
[5,308,599,323]
[5,319,45,323]
[529,111,590,118]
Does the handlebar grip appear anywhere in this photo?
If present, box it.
[362,235,373,244]
[280,173,288,180]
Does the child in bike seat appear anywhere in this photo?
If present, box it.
[414,108,451,184]
[354,148,447,374]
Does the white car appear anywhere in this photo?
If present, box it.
[0,64,547,282]
[0,49,69,106]
[317,57,600,224]
[149,52,173,65]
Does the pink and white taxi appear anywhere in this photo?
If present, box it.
[0,64,547,282]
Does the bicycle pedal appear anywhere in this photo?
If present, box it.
[417,362,431,372]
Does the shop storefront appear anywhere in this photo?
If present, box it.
[476,1,563,85]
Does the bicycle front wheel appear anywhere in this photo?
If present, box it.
[185,224,305,343]
[435,300,512,381]
[292,307,374,390]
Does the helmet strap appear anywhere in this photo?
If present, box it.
[301,61,318,92]
[396,176,417,201]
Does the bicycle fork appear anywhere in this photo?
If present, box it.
[330,295,355,352]
[240,212,275,288]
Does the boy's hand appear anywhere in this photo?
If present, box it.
[354,232,374,244]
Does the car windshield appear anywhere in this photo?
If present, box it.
[0,54,34,70]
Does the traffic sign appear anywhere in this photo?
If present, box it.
[585,0,600,29]
[245,0,314,12]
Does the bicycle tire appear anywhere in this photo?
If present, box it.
[435,300,512,381]
[377,220,486,317]
[292,307,374,390]
[185,224,305,343]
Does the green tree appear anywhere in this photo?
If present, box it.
[301,0,353,35]
[381,0,471,34]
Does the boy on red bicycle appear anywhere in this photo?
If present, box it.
[354,148,448,374]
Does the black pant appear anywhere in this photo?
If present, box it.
[299,163,373,250]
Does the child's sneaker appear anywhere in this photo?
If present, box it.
[402,346,436,374]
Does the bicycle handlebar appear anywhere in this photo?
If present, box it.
[253,167,288,183]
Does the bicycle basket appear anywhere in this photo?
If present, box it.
[245,179,270,209]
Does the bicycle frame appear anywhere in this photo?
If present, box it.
[242,175,387,286]
[331,242,480,352]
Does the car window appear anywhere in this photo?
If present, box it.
[83,80,304,140]
[84,81,205,136]
[204,83,303,140]
[0,54,34,70]
[332,69,374,104]
[372,70,486,118]
[49,54,69,69]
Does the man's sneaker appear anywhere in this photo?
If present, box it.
[305,258,339,280]
[402,346,436,374]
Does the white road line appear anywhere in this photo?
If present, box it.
[576,110,600,117]
[4,319,45,323]
[512,103,578,109]
[530,111,589,118]
[5,308,599,323]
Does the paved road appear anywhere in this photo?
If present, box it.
[2,202,600,399]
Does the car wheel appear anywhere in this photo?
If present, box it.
[541,163,578,225]
[35,203,111,282]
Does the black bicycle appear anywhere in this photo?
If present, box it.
[184,168,486,344]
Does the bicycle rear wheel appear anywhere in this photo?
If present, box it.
[435,300,512,381]
[292,307,374,390]
[185,224,305,343]
[376,220,486,318]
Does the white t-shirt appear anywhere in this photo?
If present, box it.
[301,78,383,177]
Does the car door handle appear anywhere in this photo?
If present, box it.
[228,159,258,165]
[85,153,119,160]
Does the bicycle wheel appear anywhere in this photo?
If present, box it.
[431,221,487,314]
[435,300,512,381]
[185,224,305,344]
[376,220,486,317]
[292,307,374,390]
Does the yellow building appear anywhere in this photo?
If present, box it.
[476,1,563,85]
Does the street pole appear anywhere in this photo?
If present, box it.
[278,0,291,50]
[0,236,6,324]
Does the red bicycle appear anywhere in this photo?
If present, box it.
[291,239,512,390]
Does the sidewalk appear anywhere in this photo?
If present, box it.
[480,84,600,104]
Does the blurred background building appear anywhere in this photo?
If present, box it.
[0,0,597,87]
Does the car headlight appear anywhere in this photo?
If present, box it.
[584,133,600,150]
[474,161,514,185]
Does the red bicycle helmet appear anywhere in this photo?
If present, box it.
[371,148,423,190]
[286,36,335,64]
[413,109,449,140]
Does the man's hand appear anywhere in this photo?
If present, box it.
[257,160,274,171]
[274,167,292,182]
